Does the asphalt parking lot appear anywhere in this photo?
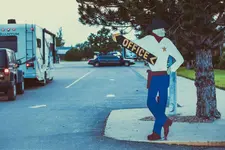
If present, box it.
[0,61,221,150]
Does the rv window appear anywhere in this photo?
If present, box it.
[0,51,6,67]
[37,38,41,48]
[0,36,17,52]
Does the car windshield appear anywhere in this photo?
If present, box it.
[0,50,6,68]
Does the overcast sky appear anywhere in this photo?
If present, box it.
[0,0,136,46]
[0,0,102,46]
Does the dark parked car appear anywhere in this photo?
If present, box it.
[88,55,135,67]
[0,48,24,100]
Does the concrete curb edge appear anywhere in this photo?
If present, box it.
[104,130,225,147]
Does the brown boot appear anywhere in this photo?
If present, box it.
[147,132,161,141]
[163,118,173,140]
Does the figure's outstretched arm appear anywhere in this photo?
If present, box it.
[165,39,184,72]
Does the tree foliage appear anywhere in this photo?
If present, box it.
[87,27,121,53]
[65,42,93,61]
[77,0,225,53]
[56,27,65,47]
[65,47,88,61]
[65,27,121,60]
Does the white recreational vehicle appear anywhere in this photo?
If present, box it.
[0,19,57,85]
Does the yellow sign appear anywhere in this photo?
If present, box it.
[113,34,157,65]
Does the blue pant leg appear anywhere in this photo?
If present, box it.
[151,76,165,136]
[147,76,163,136]
[147,76,158,117]
[157,75,170,126]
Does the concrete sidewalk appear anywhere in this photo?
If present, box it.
[103,62,225,147]
[104,108,225,146]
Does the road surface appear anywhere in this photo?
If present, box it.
[0,62,222,150]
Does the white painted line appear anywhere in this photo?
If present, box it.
[29,105,47,109]
[65,70,95,88]
[106,94,115,98]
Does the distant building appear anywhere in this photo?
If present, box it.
[56,46,73,60]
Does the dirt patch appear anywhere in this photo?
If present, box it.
[140,116,216,123]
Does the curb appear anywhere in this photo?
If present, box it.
[104,133,225,147]
[104,131,225,147]
[102,111,112,136]
[145,140,225,147]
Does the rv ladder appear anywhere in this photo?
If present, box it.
[25,24,34,62]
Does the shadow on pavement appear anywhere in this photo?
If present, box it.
[0,79,53,102]
[0,93,9,102]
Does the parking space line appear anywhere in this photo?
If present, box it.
[65,70,95,88]
[29,105,47,108]
[106,94,115,98]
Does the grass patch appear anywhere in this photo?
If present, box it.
[177,67,225,90]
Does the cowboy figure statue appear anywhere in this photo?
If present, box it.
[113,18,184,141]
[138,18,184,140]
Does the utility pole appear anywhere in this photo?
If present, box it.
[167,56,177,115]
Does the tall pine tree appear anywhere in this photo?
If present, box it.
[76,0,225,120]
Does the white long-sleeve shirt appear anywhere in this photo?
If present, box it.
[134,35,184,72]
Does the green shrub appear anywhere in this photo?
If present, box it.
[65,49,83,61]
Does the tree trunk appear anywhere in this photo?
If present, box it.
[195,49,221,120]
